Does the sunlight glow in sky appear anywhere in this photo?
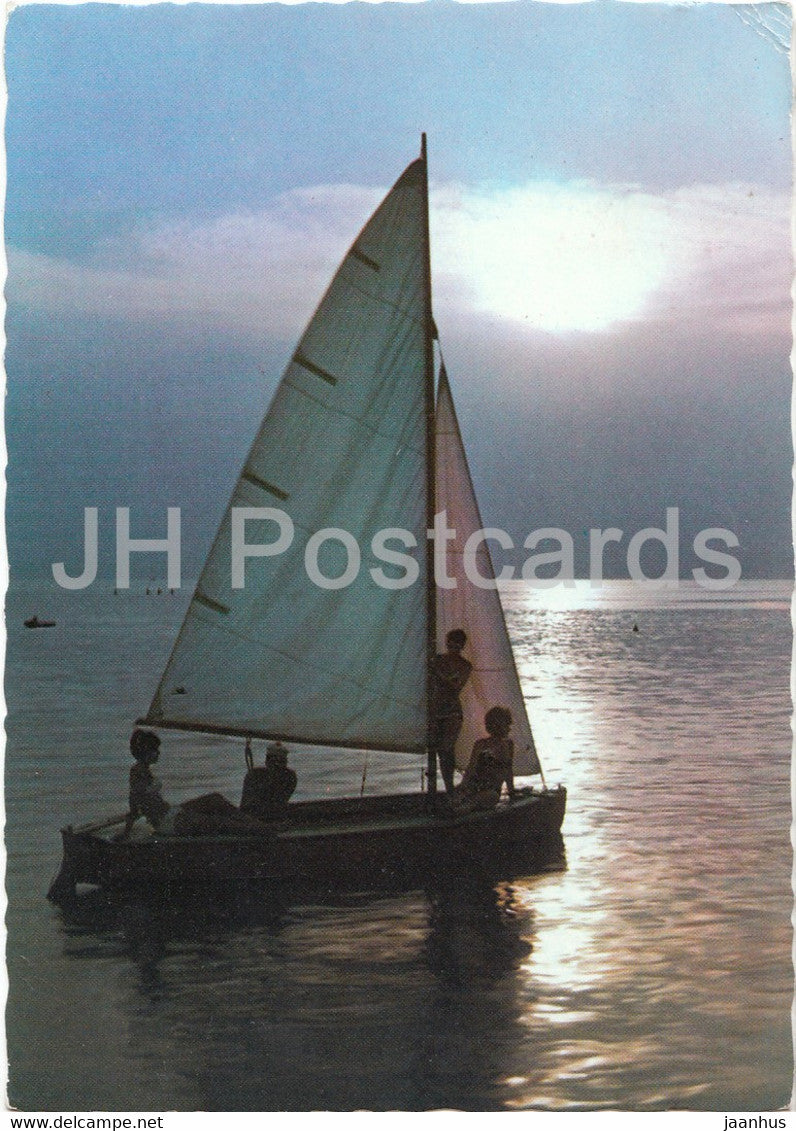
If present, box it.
[433,182,673,333]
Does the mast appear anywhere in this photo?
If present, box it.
[421,132,439,798]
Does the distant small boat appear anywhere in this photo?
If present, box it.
[24,616,56,629]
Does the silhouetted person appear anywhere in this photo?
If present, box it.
[430,629,472,792]
[455,706,516,811]
[241,741,297,822]
[125,728,170,835]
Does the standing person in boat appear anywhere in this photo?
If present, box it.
[123,727,266,837]
[430,629,473,793]
[455,706,516,811]
[240,741,297,822]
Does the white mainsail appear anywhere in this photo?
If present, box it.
[434,364,540,776]
[145,158,430,752]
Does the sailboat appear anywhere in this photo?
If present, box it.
[48,138,566,902]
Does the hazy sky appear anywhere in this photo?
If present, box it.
[5,0,792,580]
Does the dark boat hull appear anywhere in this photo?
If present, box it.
[48,788,566,902]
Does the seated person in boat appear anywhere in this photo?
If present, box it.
[455,706,516,811]
[240,741,297,821]
[124,727,266,837]
[124,728,170,834]
[430,628,473,793]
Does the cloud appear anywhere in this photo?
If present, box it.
[8,184,383,342]
[641,183,792,335]
[8,178,790,341]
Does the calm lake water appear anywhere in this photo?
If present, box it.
[5,579,793,1111]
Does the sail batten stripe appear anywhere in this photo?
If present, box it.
[194,591,230,616]
[293,352,338,386]
[350,246,380,272]
[241,469,289,500]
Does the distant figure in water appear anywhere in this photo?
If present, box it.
[431,629,473,792]
[124,728,266,837]
[455,706,516,812]
[241,741,297,822]
[633,622,639,633]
